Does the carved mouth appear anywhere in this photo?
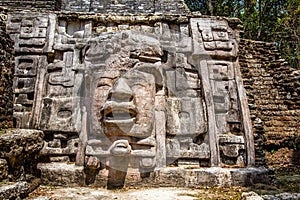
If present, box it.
[110,140,131,156]
[102,102,137,124]
[115,141,128,148]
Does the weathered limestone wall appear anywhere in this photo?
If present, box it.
[6,12,253,170]
[4,12,262,187]
[0,0,298,168]
[0,15,298,168]
[0,7,13,129]
[239,39,300,167]
[61,0,189,14]
[0,0,58,11]
[0,0,189,14]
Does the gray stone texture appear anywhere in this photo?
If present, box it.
[61,0,190,14]
[0,179,40,200]
[0,0,296,190]
[4,11,260,188]
[0,0,58,11]
[0,182,30,200]
[0,0,297,173]
[0,0,190,14]
[37,163,271,187]
[153,167,271,187]
[0,129,44,181]
[38,163,85,186]
[0,128,42,200]
[242,192,264,200]
[262,193,300,200]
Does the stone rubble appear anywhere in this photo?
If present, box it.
[239,39,300,167]
[0,129,44,200]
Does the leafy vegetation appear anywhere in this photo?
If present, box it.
[184,0,300,68]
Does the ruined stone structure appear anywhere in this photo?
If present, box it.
[0,129,43,199]
[239,40,300,167]
[0,0,189,14]
[0,0,59,11]
[0,0,281,188]
[0,7,14,129]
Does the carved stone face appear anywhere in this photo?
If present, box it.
[100,68,156,138]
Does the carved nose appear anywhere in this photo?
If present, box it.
[109,78,133,101]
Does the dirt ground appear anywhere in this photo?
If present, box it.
[25,148,300,200]
[26,186,244,200]
[25,166,300,200]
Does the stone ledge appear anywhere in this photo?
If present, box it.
[153,167,272,187]
[0,129,44,181]
[37,163,272,188]
[37,163,85,187]
[262,193,300,200]
[0,180,39,200]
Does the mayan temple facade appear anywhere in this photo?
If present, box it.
[2,0,271,188]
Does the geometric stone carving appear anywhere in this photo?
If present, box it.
[219,135,246,166]
[8,12,255,187]
[40,97,81,132]
[13,56,47,129]
[7,13,55,53]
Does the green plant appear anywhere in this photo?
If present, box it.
[270,149,276,154]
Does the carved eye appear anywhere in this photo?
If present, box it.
[179,111,190,119]
[24,27,33,33]
[218,32,225,37]
[57,110,72,118]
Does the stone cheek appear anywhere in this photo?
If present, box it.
[8,13,253,173]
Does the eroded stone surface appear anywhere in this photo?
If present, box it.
[262,193,300,200]
[7,11,256,188]
[0,158,8,181]
[38,163,85,186]
[0,7,14,130]
[242,192,264,200]
[0,0,190,14]
[0,182,30,200]
[239,39,300,167]
[0,129,44,181]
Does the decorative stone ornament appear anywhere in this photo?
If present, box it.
[7,11,260,187]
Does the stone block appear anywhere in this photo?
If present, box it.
[38,163,85,186]
[166,97,206,136]
[39,97,81,132]
[0,129,44,180]
[0,182,32,200]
